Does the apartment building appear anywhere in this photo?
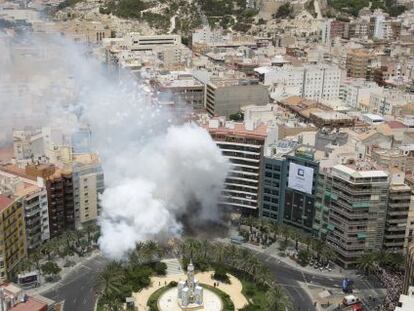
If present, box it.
[0,195,26,283]
[204,118,268,214]
[339,79,382,109]
[321,19,347,44]
[254,64,341,101]
[151,72,204,109]
[347,20,370,39]
[346,49,373,79]
[318,163,389,268]
[383,172,414,252]
[0,168,50,252]
[260,144,319,232]
[72,154,104,228]
[205,79,268,117]
[368,89,414,116]
[25,164,75,239]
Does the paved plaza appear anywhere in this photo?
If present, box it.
[134,259,248,311]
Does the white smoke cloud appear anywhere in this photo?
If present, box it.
[0,31,229,260]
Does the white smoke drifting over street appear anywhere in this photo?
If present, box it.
[0,33,229,260]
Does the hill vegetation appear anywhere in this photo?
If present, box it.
[328,0,406,17]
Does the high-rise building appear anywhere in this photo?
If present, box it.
[0,195,27,283]
[383,171,414,252]
[204,118,269,214]
[72,154,104,228]
[0,168,50,252]
[317,163,389,268]
[205,79,268,117]
[260,143,319,232]
[25,164,75,239]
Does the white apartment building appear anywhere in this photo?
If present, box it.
[372,10,396,40]
[255,64,342,101]
[368,89,414,115]
[339,79,382,108]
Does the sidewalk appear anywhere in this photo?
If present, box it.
[27,250,101,296]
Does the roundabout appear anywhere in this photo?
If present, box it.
[135,259,247,311]
[158,286,222,311]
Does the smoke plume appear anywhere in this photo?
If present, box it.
[0,32,229,260]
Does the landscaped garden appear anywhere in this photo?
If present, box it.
[95,239,292,311]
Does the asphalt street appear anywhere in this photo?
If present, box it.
[43,255,108,311]
[255,252,385,311]
[41,252,384,311]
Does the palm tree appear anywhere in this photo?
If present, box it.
[96,262,125,298]
[290,229,302,251]
[280,225,291,243]
[83,222,99,246]
[17,258,33,273]
[29,250,42,272]
[303,235,313,252]
[265,285,291,311]
[64,230,77,253]
[311,239,324,261]
[356,252,378,275]
[270,222,280,242]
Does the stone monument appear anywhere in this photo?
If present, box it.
[177,260,204,309]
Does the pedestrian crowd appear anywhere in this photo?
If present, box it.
[374,267,403,311]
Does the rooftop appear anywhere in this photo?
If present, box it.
[386,120,407,129]
[333,163,388,179]
[202,118,268,139]
[0,195,13,212]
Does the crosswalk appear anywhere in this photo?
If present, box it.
[163,258,184,276]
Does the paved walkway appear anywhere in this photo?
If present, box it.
[134,268,248,311]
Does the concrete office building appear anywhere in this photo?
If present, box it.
[0,195,27,283]
[205,79,268,117]
[72,154,104,228]
[317,163,389,268]
[204,118,269,213]
[260,144,319,232]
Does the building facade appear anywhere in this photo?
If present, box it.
[25,165,75,239]
[260,145,319,232]
[317,164,389,268]
[205,81,268,117]
[72,155,104,228]
[0,195,27,283]
[205,119,268,214]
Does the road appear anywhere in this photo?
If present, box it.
[41,252,384,311]
[43,255,108,311]
[255,252,385,311]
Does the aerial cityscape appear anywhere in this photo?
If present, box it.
[1,0,414,310]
